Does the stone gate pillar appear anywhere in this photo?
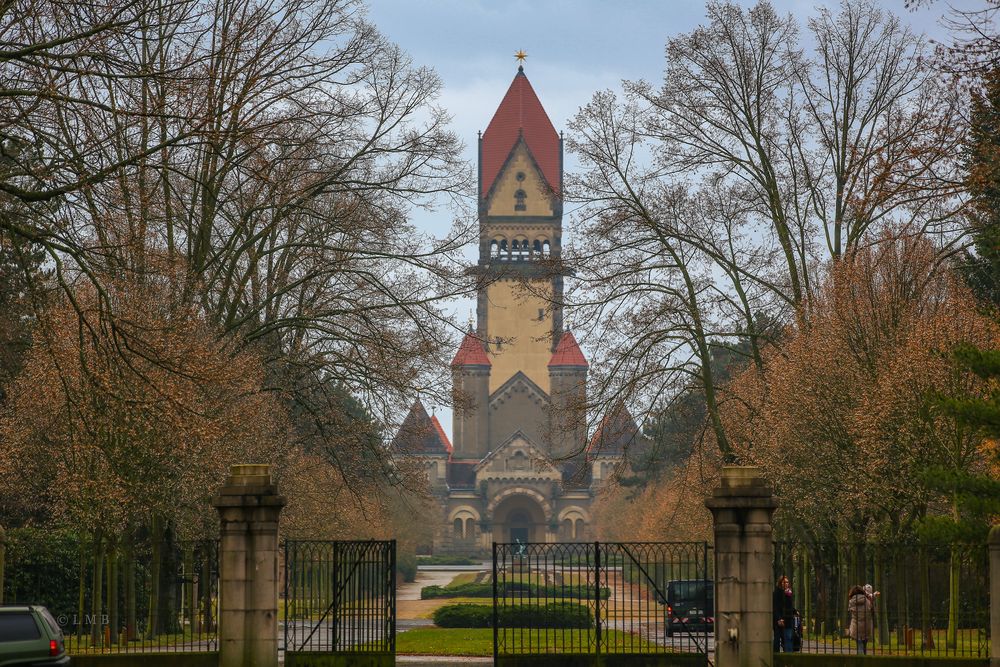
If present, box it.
[705,466,777,667]
[214,464,286,667]
[990,525,1000,667]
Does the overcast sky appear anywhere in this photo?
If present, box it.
[365,0,974,436]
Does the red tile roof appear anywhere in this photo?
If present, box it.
[588,404,639,457]
[548,330,588,368]
[481,67,560,199]
[451,330,491,367]
[392,400,451,456]
[431,415,453,455]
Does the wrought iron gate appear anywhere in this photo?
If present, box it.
[493,541,711,662]
[282,540,395,655]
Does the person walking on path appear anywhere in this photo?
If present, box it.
[773,575,796,652]
[848,585,875,654]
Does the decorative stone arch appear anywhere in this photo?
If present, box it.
[486,487,553,523]
[511,235,530,260]
[448,506,481,524]
[449,506,480,541]
[557,506,591,524]
[558,506,590,541]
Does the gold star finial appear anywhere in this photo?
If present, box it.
[514,50,528,65]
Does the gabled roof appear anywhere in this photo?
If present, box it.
[473,430,558,476]
[451,330,491,367]
[392,400,451,456]
[548,330,588,368]
[489,370,550,407]
[481,66,560,199]
[588,404,640,457]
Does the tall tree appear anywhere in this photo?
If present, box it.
[567,0,963,461]
[960,66,1000,305]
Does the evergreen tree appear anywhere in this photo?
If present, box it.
[0,222,45,407]
[960,67,1000,305]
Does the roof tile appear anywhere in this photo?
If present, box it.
[451,330,491,367]
[548,330,588,368]
[481,67,560,199]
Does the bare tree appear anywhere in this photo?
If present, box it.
[567,0,966,461]
[3,0,473,485]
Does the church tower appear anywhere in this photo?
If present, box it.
[399,63,606,554]
[476,63,565,400]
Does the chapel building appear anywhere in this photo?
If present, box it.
[393,65,640,554]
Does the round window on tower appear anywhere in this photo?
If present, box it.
[516,171,525,182]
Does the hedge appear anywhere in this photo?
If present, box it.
[421,581,611,600]
[432,602,593,629]
[416,555,482,566]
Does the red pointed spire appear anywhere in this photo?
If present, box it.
[391,400,451,455]
[548,330,588,368]
[588,403,638,456]
[480,67,560,199]
[430,415,453,455]
[451,330,491,367]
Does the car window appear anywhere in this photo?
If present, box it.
[669,581,709,602]
[0,613,42,642]
[39,609,62,636]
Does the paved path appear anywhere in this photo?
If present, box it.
[398,567,487,628]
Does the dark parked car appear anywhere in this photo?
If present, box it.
[0,605,70,666]
[664,579,714,637]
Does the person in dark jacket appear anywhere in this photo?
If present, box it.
[773,575,796,652]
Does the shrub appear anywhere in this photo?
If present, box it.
[421,581,610,600]
[396,551,418,583]
[416,555,482,566]
[432,603,493,628]
[3,528,85,619]
[432,602,592,629]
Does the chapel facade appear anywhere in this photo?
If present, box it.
[394,65,640,554]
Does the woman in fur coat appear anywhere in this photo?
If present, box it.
[847,585,874,654]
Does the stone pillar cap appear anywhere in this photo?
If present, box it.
[705,465,777,508]
[227,464,272,486]
[989,523,1000,545]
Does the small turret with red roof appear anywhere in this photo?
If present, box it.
[547,329,587,368]
[450,328,491,459]
[451,329,491,368]
[548,329,588,458]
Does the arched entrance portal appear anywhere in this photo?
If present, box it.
[492,493,547,543]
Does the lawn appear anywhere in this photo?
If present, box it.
[394,627,661,656]
[447,572,481,586]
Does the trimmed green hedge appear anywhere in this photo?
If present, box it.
[432,602,593,629]
[422,582,611,600]
[416,555,482,565]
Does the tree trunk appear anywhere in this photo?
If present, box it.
[200,547,213,633]
[90,535,104,646]
[947,545,960,650]
[107,551,119,646]
[147,517,161,640]
[920,547,933,650]
[124,535,136,642]
[77,542,86,647]
[184,545,195,638]
[896,548,908,650]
